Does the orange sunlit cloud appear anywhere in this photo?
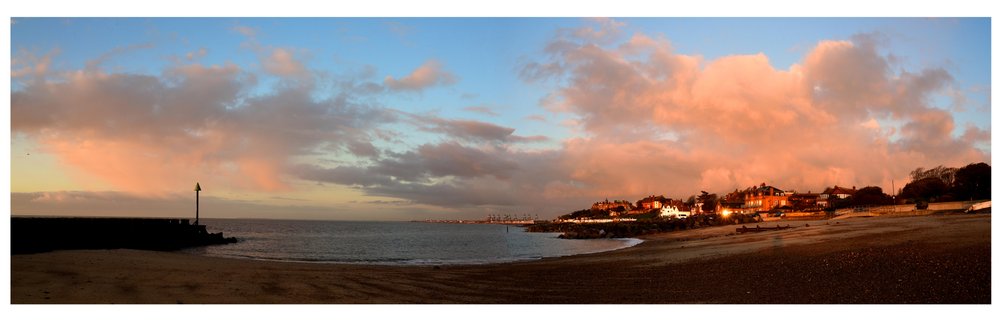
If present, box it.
[12,62,388,195]
[383,60,458,92]
[523,30,988,199]
[10,18,990,219]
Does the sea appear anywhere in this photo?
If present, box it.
[181,218,641,265]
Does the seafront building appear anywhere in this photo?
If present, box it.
[818,186,857,207]
[636,195,670,210]
[742,183,788,212]
[561,181,864,222]
[788,192,821,211]
[659,204,690,219]
[560,196,692,222]
[732,183,862,213]
[591,199,635,216]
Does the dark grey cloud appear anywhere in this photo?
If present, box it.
[365,181,520,207]
[518,61,565,83]
[294,165,394,187]
[298,141,517,185]
[462,105,499,116]
[348,199,414,206]
[292,141,586,213]
[406,113,549,144]
[415,142,519,179]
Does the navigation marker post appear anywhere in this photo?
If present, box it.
[195,182,201,224]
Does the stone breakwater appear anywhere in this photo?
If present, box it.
[11,217,237,254]
[527,214,762,239]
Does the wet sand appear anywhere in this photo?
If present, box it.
[10,213,990,303]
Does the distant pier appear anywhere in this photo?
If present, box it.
[415,213,539,225]
[11,217,237,254]
[415,219,535,225]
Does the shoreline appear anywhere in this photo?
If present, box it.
[176,220,644,266]
[11,213,990,303]
[180,234,644,267]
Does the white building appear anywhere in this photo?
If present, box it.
[660,205,690,219]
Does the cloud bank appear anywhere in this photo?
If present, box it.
[520,26,988,200]
[11,19,990,219]
[383,60,457,92]
[11,63,396,193]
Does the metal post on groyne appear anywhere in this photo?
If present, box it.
[195,182,201,224]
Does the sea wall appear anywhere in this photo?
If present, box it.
[527,214,756,239]
[832,200,987,217]
[11,217,237,254]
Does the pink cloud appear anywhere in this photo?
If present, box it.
[11,48,58,79]
[961,124,991,144]
[383,60,457,92]
[11,191,351,220]
[12,61,394,195]
[570,18,626,44]
[185,48,208,61]
[232,25,257,38]
[523,32,989,199]
[385,21,414,38]
[262,48,306,77]
[84,43,155,71]
[10,23,990,220]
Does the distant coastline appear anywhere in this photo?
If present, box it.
[412,219,538,225]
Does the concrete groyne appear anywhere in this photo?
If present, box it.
[11,217,237,254]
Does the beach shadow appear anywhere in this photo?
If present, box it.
[771,235,785,254]
[261,280,287,295]
[117,282,138,295]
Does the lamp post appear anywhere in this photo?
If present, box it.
[892,179,895,204]
[194,182,201,224]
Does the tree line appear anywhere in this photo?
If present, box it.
[800,162,989,210]
[898,162,990,204]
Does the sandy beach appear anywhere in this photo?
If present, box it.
[10,213,990,304]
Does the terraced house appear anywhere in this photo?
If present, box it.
[718,183,790,214]
[743,183,788,212]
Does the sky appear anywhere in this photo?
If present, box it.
[8,17,992,220]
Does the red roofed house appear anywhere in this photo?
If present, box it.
[659,200,691,219]
[818,186,856,207]
[636,195,670,211]
[743,183,789,212]
[591,199,635,216]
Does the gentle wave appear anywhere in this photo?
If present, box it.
[183,219,642,266]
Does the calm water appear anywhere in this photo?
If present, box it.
[182,219,641,265]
